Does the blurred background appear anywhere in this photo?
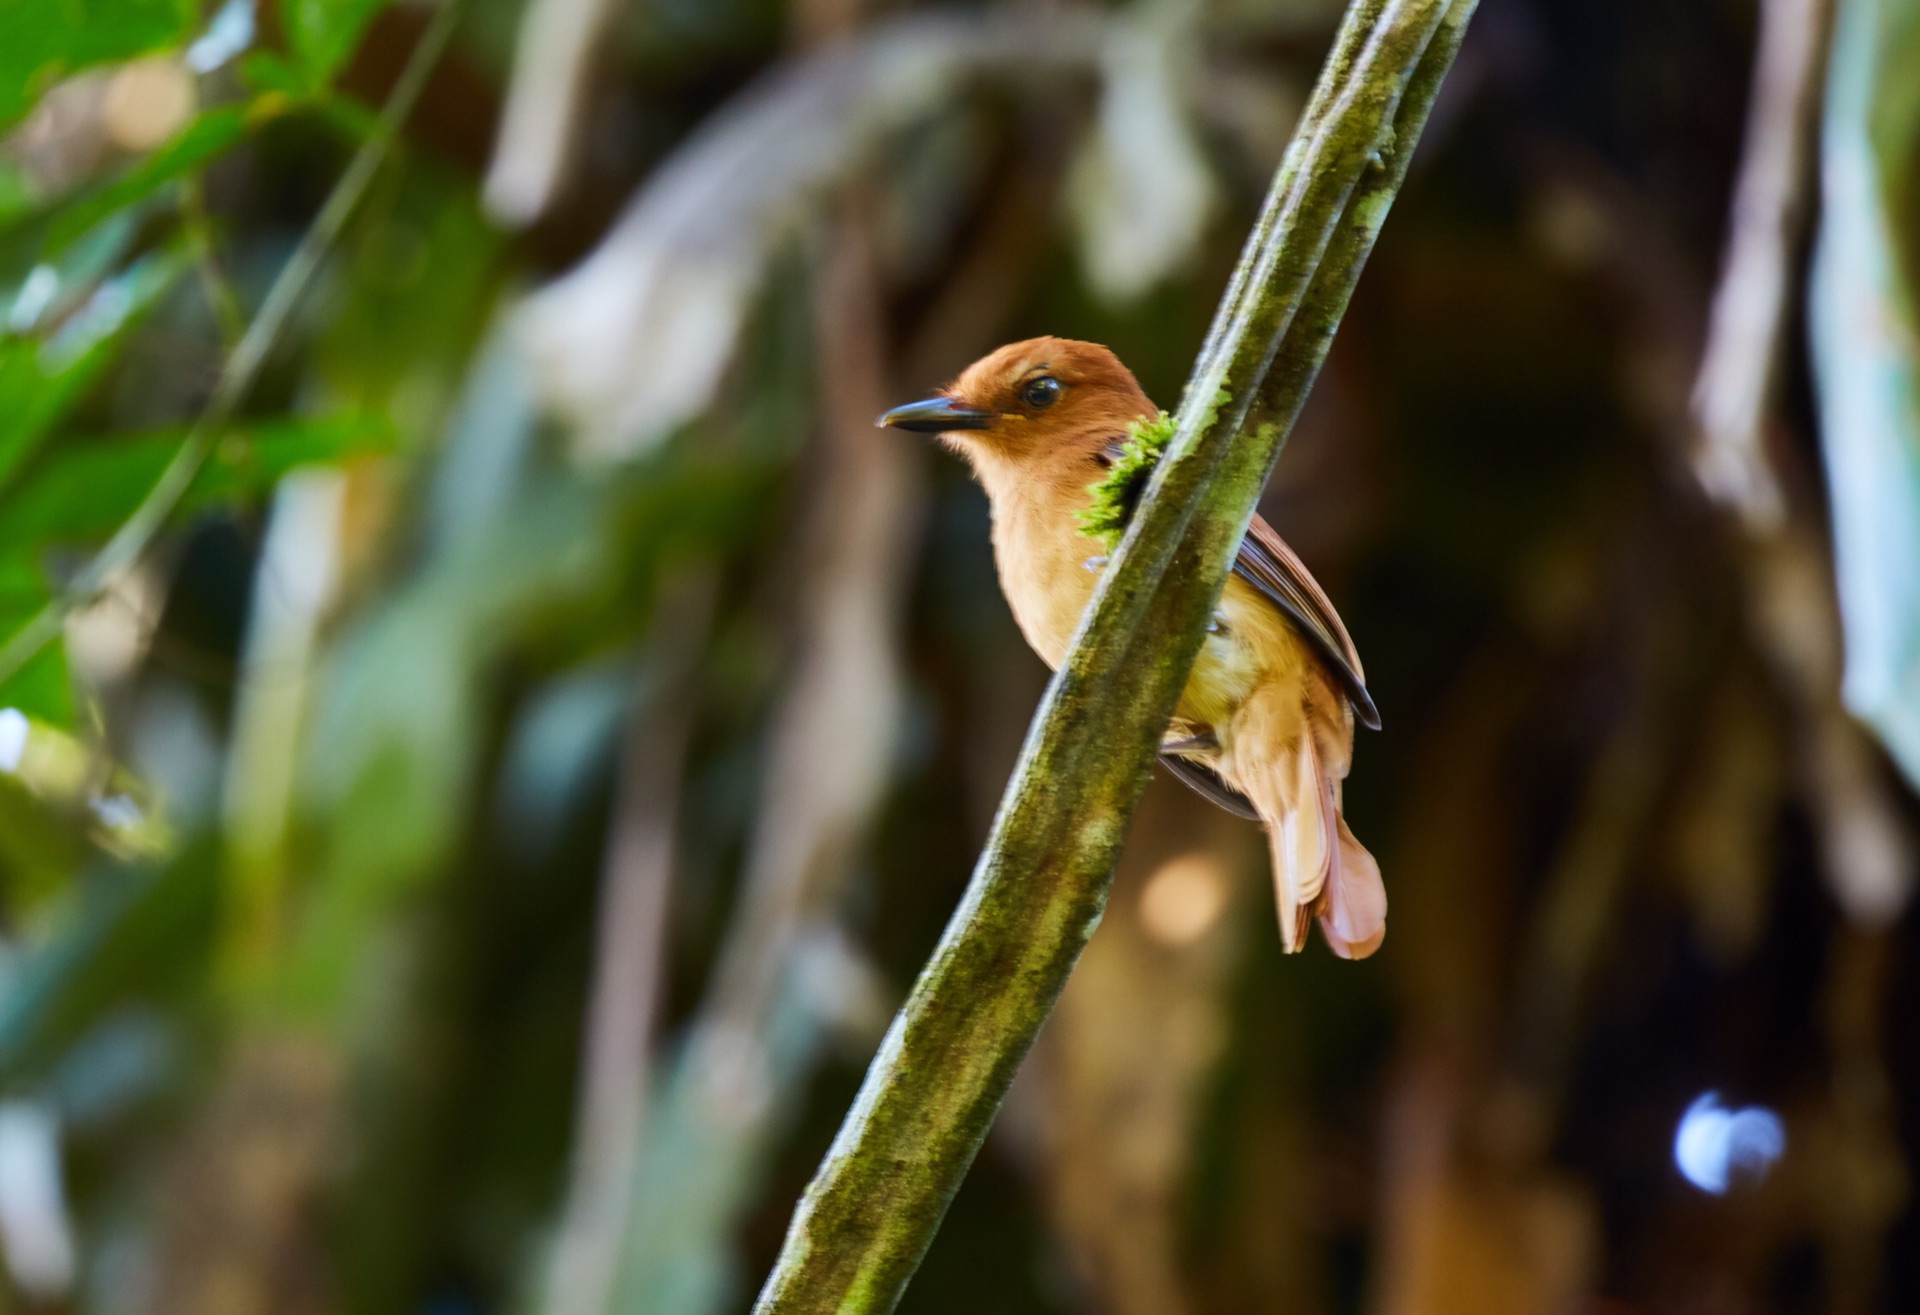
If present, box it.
[2,0,1919,1311]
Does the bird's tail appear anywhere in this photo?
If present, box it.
[1234,689,1386,959]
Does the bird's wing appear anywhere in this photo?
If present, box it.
[1094,435,1378,727]
[1233,515,1380,730]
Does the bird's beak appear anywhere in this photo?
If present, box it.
[876,396,994,433]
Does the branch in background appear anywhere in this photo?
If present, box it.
[1370,644,1604,1315]
[539,569,716,1315]
[179,174,245,347]
[1689,0,1833,530]
[0,0,465,694]
[221,468,351,977]
[482,0,618,224]
[754,2,1479,1308]
[1682,0,1913,924]
[598,204,921,1314]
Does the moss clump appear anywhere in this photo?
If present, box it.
[1079,389,1230,550]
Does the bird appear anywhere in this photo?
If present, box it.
[880,336,1385,959]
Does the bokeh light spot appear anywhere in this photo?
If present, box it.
[1139,853,1229,947]
[1673,1091,1785,1194]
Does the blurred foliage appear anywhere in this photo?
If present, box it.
[0,0,197,131]
[0,0,1912,1314]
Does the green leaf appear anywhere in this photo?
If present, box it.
[0,551,72,725]
[238,49,310,98]
[285,0,393,86]
[1810,0,1920,790]
[0,641,74,728]
[0,164,36,226]
[0,0,198,132]
[237,58,380,138]
[44,106,253,252]
[0,248,188,491]
[0,412,400,550]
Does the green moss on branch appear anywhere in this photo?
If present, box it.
[1078,390,1228,552]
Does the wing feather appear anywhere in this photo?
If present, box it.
[1233,516,1380,729]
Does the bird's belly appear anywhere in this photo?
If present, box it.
[1175,581,1280,730]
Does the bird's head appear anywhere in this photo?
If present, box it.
[878,337,1153,476]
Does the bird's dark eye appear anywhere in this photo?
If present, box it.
[1019,375,1062,409]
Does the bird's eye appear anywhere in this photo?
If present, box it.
[1019,375,1062,408]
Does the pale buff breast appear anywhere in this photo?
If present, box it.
[988,477,1101,668]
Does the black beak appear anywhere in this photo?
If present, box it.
[876,397,994,433]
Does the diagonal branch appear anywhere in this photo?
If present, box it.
[1689,0,1834,530]
[752,1,1478,1310]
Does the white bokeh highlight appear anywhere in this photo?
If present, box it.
[1674,1091,1786,1194]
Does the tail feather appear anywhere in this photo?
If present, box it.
[1239,724,1331,954]
[1232,686,1386,958]
[1320,815,1386,959]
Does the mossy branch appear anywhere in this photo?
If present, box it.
[753,1,1477,1310]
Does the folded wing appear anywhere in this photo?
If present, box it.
[1232,515,1380,730]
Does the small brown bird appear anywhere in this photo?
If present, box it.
[882,337,1385,958]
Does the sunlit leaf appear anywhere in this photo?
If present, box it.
[0,638,74,730]
[1810,0,1920,790]
[0,551,72,726]
[0,0,197,132]
[285,0,393,87]
[238,49,310,98]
